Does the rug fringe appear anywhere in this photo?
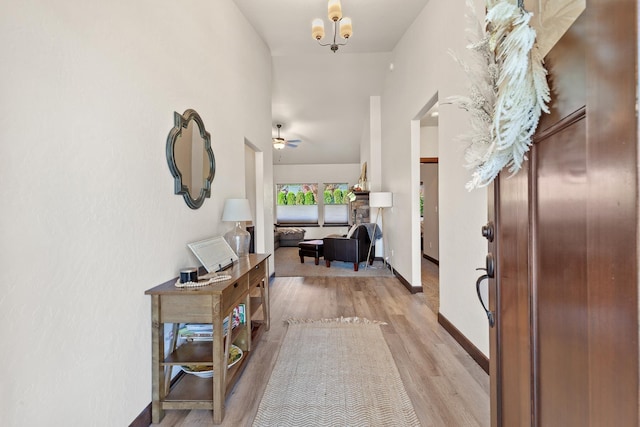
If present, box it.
[285,316,387,326]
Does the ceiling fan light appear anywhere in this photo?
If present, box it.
[273,139,286,150]
[328,0,342,21]
[339,17,352,39]
[312,19,325,40]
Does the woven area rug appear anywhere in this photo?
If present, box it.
[252,317,420,427]
[274,247,394,278]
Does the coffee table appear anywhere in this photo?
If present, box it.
[298,239,324,265]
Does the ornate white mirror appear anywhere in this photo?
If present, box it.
[166,109,216,209]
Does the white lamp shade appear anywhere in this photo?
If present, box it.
[339,17,352,39]
[312,18,325,40]
[369,192,393,208]
[328,0,342,21]
[222,198,252,222]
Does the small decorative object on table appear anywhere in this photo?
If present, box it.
[180,345,244,378]
[180,268,198,283]
[187,236,238,273]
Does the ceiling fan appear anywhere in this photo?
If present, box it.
[273,124,301,149]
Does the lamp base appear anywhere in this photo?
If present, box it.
[224,222,250,257]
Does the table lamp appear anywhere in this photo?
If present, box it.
[222,198,253,257]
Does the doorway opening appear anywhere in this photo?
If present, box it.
[244,139,266,255]
[414,93,440,311]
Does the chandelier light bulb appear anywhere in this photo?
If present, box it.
[328,0,342,21]
[312,18,325,40]
[339,17,352,39]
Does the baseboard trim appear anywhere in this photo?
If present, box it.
[422,253,439,265]
[129,403,151,427]
[392,265,423,294]
[438,313,489,374]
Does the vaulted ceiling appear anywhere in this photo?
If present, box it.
[232,0,431,164]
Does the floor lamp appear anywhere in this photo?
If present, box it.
[366,192,393,273]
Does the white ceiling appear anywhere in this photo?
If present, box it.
[232,0,431,165]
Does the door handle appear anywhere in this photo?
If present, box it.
[475,268,495,328]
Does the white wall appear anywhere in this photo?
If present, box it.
[245,144,258,224]
[360,112,371,182]
[368,96,383,191]
[0,1,273,425]
[381,0,489,355]
[420,125,439,157]
[273,164,360,239]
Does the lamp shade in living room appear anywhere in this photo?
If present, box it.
[369,192,393,208]
[222,198,252,257]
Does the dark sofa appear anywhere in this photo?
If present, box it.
[323,224,374,271]
[274,226,306,249]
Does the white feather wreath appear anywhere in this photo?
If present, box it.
[449,0,550,191]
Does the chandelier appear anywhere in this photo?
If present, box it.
[311,0,353,53]
[273,124,286,150]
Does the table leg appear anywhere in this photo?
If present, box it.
[212,299,225,423]
[262,262,270,330]
[151,295,165,423]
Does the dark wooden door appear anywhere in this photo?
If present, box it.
[487,1,638,425]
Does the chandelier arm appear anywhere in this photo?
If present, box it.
[317,41,348,47]
[313,4,351,53]
[316,40,348,47]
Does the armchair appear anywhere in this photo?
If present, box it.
[323,224,374,271]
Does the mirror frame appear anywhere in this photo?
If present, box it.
[166,109,216,209]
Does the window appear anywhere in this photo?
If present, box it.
[276,183,318,225]
[323,183,349,225]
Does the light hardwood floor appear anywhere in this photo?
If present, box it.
[152,260,489,426]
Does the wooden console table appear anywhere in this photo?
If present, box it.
[145,253,270,424]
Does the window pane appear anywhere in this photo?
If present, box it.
[276,183,318,224]
[322,183,349,204]
[324,204,348,224]
[276,205,318,224]
[322,183,349,224]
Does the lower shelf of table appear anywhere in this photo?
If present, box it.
[162,352,248,405]
[159,321,267,408]
[163,374,215,408]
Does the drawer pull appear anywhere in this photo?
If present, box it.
[234,282,238,288]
